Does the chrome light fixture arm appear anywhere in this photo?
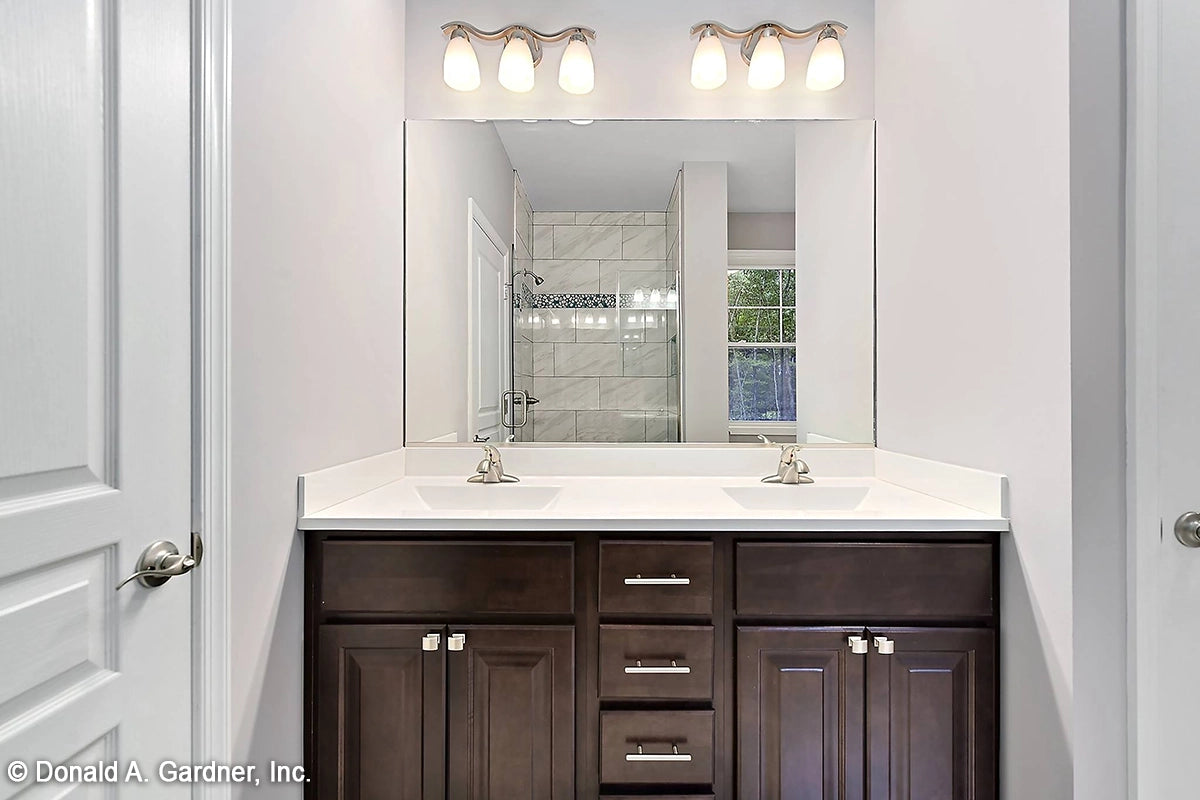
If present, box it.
[442,22,596,68]
[690,19,847,65]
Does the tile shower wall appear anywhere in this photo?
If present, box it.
[513,193,681,442]
[512,174,536,442]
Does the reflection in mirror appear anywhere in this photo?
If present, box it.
[404,120,874,446]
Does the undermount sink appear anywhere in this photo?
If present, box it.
[415,484,562,511]
[722,485,870,512]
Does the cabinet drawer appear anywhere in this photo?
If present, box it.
[319,541,574,614]
[600,710,714,786]
[736,542,993,619]
[599,625,713,701]
[599,541,713,616]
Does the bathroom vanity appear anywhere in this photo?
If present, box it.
[299,446,1006,799]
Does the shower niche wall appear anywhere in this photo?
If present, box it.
[511,172,682,443]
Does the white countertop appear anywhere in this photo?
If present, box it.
[297,446,1010,532]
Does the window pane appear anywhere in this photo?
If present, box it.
[782,309,795,342]
[781,270,795,305]
[729,348,797,422]
[728,268,781,307]
[729,309,781,343]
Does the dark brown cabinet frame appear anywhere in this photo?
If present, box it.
[305,529,1000,800]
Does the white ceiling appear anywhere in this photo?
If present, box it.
[492,120,798,213]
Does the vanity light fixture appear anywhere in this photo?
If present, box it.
[441,22,597,94]
[689,20,848,92]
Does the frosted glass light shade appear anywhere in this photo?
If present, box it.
[806,33,845,91]
[690,31,727,90]
[558,36,594,94]
[498,35,536,93]
[442,33,480,92]
[747,29,785,90]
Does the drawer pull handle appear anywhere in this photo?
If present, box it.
[624,573,690,586]
[626,743,692,763]
[624,659,691,675]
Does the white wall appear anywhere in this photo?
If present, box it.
[405,121,515,442]
[794,121,874,444]
[728,212,795,250]
[229,1,406,796]
[406,0,874,120]
[875,4,1074,799]
[680,162,729,442]
[1069,0,1127,797]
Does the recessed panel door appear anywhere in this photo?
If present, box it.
[0,0,193,789]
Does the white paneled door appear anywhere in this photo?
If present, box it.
[466,202,511,444]
[0,0,193,796]
[1135,1,1200,797]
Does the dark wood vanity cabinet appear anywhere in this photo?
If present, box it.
[307,532,998,800]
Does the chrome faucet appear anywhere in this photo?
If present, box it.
[467,444,520,484]
[761,444,814,485]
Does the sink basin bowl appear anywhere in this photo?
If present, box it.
[722,485,870,512]
[415,484,562,511]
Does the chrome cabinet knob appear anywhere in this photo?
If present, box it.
[1175,512,1200,548]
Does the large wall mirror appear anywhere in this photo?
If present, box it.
[405,119,874,445]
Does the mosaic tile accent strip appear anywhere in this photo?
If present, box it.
[530,292,617,309]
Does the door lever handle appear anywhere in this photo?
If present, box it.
[115,540,198,590]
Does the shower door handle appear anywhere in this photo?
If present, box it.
[502,390,531,429]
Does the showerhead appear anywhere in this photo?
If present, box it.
[513,269,545,286]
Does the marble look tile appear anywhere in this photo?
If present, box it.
[513,342,534,377]
[576,410,646,443]
[533,376,600,410]
[645,211,667,225]
[667,378,680,413]
[535,259,600,293]
[538,309,576,343]
[666,412,680,442]
[532,225,554,259]
[514,309,543,343]
[553,225,623,260]
[622,342,668,377]
[553,343,621,377]
[574,309,620,342]
[643,310,670,342]
[576,211,645,226]
[617,310,646,344]
[600,260,667,293]
[533,211,575,224]
[599,376,670,411]
[622,225,667,260]
[533,409,576,442]
[646,412,671,442]
[533,343,555,376]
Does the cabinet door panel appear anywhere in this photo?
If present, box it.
[868,628,996,800]
[737,628,866,800]
[317,625,445,800]
[447,626,575,800]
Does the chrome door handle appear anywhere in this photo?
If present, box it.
[115,539,200,590]
[624,573,690,586]
[624,660,691,674]
[1176,512,1200,547]
[626,743,692,762]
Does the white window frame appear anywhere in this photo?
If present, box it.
[726,250,797,434]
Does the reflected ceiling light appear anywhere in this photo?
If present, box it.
[441,22,597,95]
[443,27,481,91]
[690,26,727,90]
[688,19,848,92]
[568,119,594,125]
[558,32,595,94]
[806,26,846,91]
